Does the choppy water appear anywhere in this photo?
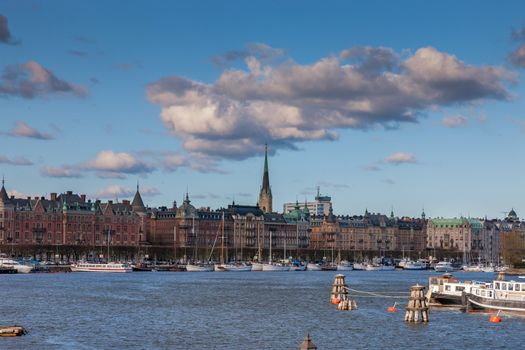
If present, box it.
[0,270,523,349]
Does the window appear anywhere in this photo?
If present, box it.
[502,283,507,291]
[445,285,451,291]
[495,282,500,290]
[516,284,521,292]
[508,284,514,291]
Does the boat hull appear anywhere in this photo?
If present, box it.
[251,263,263,271]
[465,293,525,313]
[185,264,214,272]
[71,266,132,273]
[223,264,252,272]
[306,263,321,271]
[262,264,290,272]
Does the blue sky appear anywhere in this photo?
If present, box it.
[1,1,524,219]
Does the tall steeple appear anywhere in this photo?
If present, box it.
[131,181,145,212]
[0,176,9,202]
[258,143,273,213]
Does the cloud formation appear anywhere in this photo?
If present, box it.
[10,121,55,139]
[94,185,160,199]
[211,42,285,67]
[509,45,525,68]
[441,115,467,128]
[0,155,33,166]
[385,152,417,165]
[147,45,513,160]
[0,61,87,98]
[40,166,82,178]
[82,150,154,176]
[0,15,17,45]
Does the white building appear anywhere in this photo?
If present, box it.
[283,188,332,217]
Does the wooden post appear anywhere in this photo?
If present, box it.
[331,274,357,311]
[404,284,429,322]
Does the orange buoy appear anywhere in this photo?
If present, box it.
[387,306,397,312]
[489,315,501,323]
[331,297,341,305]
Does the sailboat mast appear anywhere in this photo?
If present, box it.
[221,212,225,265]
[269,230,272,264]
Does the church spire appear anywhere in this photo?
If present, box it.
[131,181,145,212]
[258,143,273,213]
[0,176,8,202]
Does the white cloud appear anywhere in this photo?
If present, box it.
[441,115,468,128]
[0,61,87,98]
[40,166,81,178]
[147,45,513,160]
[0,155,33,166]
[10,121,54,139]
[82,150,154,174]
[385,152,417,165]
[94,185,160,199]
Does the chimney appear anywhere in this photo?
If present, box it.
[123,200,130,205]
[80,194,86,202]
[34,196,39,200]
[51,193,57,201]
[67,191,73,195]
[108,200,113,204]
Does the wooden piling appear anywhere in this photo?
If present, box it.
[404,284,429,323]
[331,274,357,311]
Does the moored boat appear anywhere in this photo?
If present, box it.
[404,260,426,270]
[306,262,322,271]
[337,260,354,271]
[434,261,457,272]
[186,263,214,272]
[464,279,525,313]
[262,263,290,272]
[223,262,252,272]
[251,262,263,271]
[71,262,132,273]
[0,257,32,273]
[428,273,487,307]
[352,262,365,271]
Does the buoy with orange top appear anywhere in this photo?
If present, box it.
[331,297,341,305]
[387,302,398,312]
[489,310,502,323]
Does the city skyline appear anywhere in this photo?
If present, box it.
[1,1,525,218]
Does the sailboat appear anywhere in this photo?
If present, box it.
[262,230,290,272]
[185,215,214,272]
[212,213,252,272]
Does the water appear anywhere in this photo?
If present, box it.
[0,271,523,349]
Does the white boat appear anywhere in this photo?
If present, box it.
[70,262,132,273]
[251,262,263,271]
[306,262,322,271]
[223,262,252,272]
[428,274,488,306]
[364,263,382,271]
[466,279,525,313]
[262,263,290,272]
[290,263,307,271]
[352,262,365,271]
[462,264,482,272]
[186,263,214,272]
[434,261,456,272]
[381,264,396,271]
[0,258,32,273]
[337,260,354,271]
[404,261,426,270]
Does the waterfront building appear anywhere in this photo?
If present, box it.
[283,187,332,216]
[258,144,273,213]
[0,180,143,261]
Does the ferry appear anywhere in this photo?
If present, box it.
[428,273,487,307]
[464,279,525,313]
[70,262,132,273]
